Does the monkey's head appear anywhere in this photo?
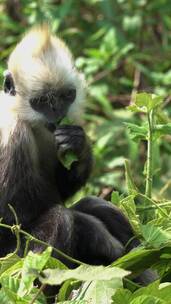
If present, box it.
[3,25,85,124]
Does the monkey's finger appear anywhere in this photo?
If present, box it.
[55,134,85,146]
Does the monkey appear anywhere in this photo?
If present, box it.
[0,25,157,287]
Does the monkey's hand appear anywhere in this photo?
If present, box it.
[54,125,93,200]
[54,125,90,163]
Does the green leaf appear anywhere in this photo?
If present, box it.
[130,295,162,304]
[58,279,81,302]
[40,264,129,286]
[141,224,171,248]
[112,288,133,303]
[0,254,21,278]
[128,93,163,114]
[111,191,121,206]
[59,151,78,170]
[45,256,67,270]
[0,288,13,304]
[113,281,171,304]
[112,248,156,273]
[1,276,20,294]
[0,260,23,280]
[155,123,171,136]
[124,159,138,195]
[119,195,141,235]
[136,93,163,111]
[83,279,124,304]
[18,247,52,297]
[125,123,148,141]
[58,301,88,304]
[123,15,142,32]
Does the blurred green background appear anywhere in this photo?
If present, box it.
[1,0,171,201]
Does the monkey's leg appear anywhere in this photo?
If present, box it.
[72,210,124,265]
[26,205,124,267]
[27,205,74,264]
[72,196,139,250]
[72,196,158,285]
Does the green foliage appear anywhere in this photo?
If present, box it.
[2,1,171,302]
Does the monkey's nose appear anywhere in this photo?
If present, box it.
[58,88,76,104]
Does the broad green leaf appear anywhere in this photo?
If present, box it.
[1,276,20,294]
[0,277,25,304]
[58,279,81,302]
[123,15,142,32]
[40,264,129,286]
[18,247,52,297]
[133,281,171,302]
[119,195,141,235]
[113,245,171,279]
[155,123,171,136]
[141,224,171,248]
[128,93,163,113]
[112,288,133,303]
[113,281,171,304]
[0,255,22,278]
[157,283,171,301]
[83,279,123,304]
[125,123,148,141]
[130,295,162,304]
[59,151,78,170]
[0,288,13,304]
[58,301,88,304]
[136,93,163,112]
[133,280,160,298]
[112,248,156,273]
[45,256,67,270]
[128,104,144,113]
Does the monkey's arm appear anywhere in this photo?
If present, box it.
[54,125,93,200]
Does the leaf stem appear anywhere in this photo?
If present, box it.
[145,110,154,198]
[137,193,169,218]
[0,222,84,266]
[29,283,46,304]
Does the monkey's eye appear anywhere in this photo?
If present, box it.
[3,72,16,96]
[59,88,76,103]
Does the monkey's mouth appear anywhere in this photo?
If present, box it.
[30,87,76,124]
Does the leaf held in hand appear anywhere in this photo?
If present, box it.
[59,151,78,170]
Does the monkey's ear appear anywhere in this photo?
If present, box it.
[3,70,16,96]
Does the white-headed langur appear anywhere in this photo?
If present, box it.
[0,25,157,286]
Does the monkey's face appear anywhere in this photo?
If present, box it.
[5,26,85,124]
[29,86,76,123]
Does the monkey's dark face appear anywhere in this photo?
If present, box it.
[29,87,76,123]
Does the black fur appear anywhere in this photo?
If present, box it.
[0,120,92,255]
[0,118,157,285]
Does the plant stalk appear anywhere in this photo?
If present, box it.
[0,222,84,266]
[145,110,154,198]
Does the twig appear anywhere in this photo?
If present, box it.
[159,181,171,196]
[23,236,33,258]
[137,193,169,218]
[145,110,154,199]
[29,283,46,304]
[131,68,141,104]
[137,201,171,211]
[0,222,85,266]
